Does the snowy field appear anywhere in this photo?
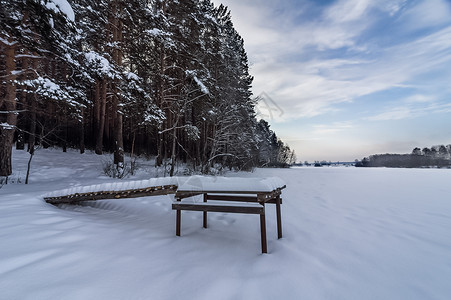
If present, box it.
[1,149,451,300]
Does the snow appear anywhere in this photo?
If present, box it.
[186,70,210,94]
[178,175,285,192]
[126,72,139,81]
[0,36,18,46]
[0,122,15,130]
[84,51,113,76]
[41,77,60,92]
[43,0,75,22]
[45,175,284,200]
[1,149,451,299]
[146,28,166,36]
[192,76,209,94]
[20,77,73,104]
[44,177,183,199]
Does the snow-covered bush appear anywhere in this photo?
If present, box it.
[101,157,139,179]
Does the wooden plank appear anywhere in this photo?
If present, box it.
[175,191,204,199]
[176,189,277,199]
[172,203,264,214]
[206,194,282,204]
[206,194,258,202]
[44,185,178,204]
[257,189,282,203]
[176,185,286,198]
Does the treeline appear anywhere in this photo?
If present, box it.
[0,0,294,176]
[356,144,451,168]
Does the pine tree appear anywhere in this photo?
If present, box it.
[1,0,78,175]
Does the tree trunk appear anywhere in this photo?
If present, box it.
[169,127,177,176]
[95,79,107,154]
[27,96,37,152]
[155,2,166,166]
[0,38,17,176]
[111,0,124,168]
[27,51,39,152]
[15,52,29,151]
[94,78,100,129]
[62,116,67,152]
[80,107,85,154]
[25,145,34,184]
[114,113,124,167]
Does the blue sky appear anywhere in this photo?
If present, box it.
[212,0,451,162]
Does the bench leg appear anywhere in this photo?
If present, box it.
[176,198,181,236]
[276,196,282,239]
[260,210,267,254]
[203,193,207,228]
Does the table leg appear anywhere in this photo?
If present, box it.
[260,206,267,254]
[203,193,207,228]
[176,198,181,236]
[276,196,282,239]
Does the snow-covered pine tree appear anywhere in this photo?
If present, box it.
[0,0,79,175]
[149,0,213,175]
[202,4,258,171]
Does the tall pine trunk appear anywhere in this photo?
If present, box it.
[155,0,167,167]
[111,0,124,168]
[95,79,106,154]
[80,107,85,154]
[27,96,37,152]
[22,52,38,176]
[169,127,177,176]
[27,52,39,152]
[114,113,124,167]
[0,38,17,176]
[15,53,29,150]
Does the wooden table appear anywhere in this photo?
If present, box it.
[172,177,286,253]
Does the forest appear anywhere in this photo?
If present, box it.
[356,144,451,168]
[0,0,295,177]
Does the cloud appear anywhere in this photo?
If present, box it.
[215,0,451,124]
[312,122,354,135]
[254,23,451,120]
[323,0,372,23]
[404,94,435,103]
[367,100,451,121]
[399,0,451,30]
[367,107,413,121]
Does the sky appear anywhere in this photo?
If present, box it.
[211,0,451,162]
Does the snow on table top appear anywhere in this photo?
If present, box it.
[42,176,285,199]
[177,175,285,193]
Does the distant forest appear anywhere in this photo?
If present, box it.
[0,0,295,177]
[356,144,451,168]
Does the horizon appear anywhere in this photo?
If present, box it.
[212,0,451,162]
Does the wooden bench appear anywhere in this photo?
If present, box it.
[172,189,284,254]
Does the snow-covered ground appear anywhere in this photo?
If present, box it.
[1,148,451,299]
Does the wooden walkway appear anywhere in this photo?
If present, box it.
[44,185,178,205]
